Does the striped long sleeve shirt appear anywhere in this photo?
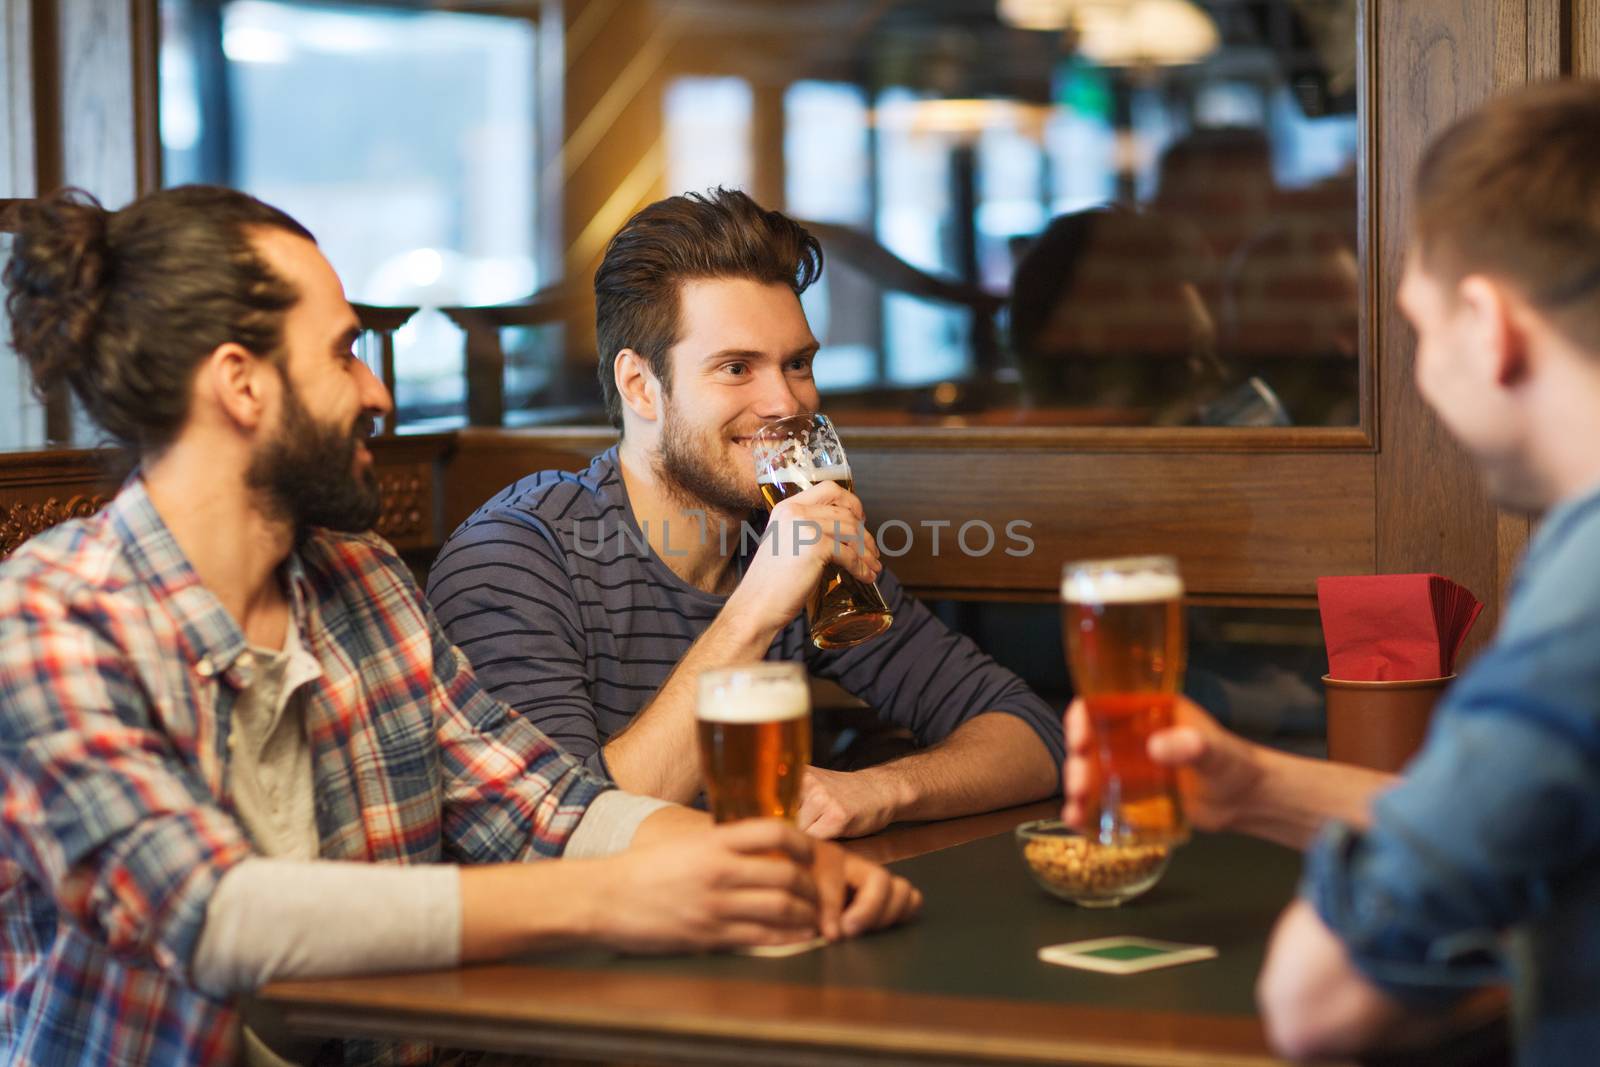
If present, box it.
[426,447,1064,780]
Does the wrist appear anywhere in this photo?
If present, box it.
[856,763,918,824]
[1228,744,1328,849]
[461,862,602,960]
[715,585,785,651]
[562,858,611,945]
[1223,740,1275,833]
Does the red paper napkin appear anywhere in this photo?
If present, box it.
[1317,574,1484,681]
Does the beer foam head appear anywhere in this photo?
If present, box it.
[697,664,810,723]
[756,464,851,488]
[1061,559,1184,604]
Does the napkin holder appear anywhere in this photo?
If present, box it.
[1323,675,1454,772]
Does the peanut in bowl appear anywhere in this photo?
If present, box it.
[1014,819,1170,907]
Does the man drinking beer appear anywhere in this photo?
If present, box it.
[1065,81,1600,1064]
[428,189,1062,838]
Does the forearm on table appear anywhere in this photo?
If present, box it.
[192,857,461,997]
[602,602,782,801]
[463,805,717,962]
[861,712,1058,823]
[1234,746,1397,850]
[458,858,620,962]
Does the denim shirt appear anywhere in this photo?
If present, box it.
[1303,485,1600,1065]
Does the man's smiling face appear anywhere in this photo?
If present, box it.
[652,276,822,514]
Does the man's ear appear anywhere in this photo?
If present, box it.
[614,348,661,424]
[1458,274,1530,388]
[201,343,275,432]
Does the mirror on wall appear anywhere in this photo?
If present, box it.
[153,0,1362,433]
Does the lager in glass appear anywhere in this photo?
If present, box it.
[696,662,811,823]
[1061,555,1188,845]
[750,413,892,650]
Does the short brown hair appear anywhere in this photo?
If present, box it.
[593,188,822,430]
[4,185,312,454]
[1414,79,1600,351]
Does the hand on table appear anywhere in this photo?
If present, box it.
[595,817,920,953]
[1061,696,1265,835]
[796,765,898,839]
[594,818,820,953]
[814,837,923,940]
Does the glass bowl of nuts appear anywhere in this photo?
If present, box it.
[1014,819,1171,907]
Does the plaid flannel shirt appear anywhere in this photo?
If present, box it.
[0,479,610,1066]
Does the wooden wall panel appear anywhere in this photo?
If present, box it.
[849,450,1375,599]
[1573,0,1600,75]
[445,429,1375,601]
[1372,0,1557,656]
[0,436,453,559]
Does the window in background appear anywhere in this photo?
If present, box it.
[664,76,752,198]
[159,0,538,427]
[0,234,48,451]
[873,89,970,389]
[785,81,876,391]
[976,121,1047,294]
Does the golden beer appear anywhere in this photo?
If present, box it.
[1061,557,1188,845]
[751,414,893,650]
[696,663,812,823]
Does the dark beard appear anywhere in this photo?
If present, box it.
[248,379,381,536]
[656,402,761,517]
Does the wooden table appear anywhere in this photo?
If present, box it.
[253,801,1341,1065]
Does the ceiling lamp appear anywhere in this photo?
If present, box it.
[1000,0,1221,68]
[878,97,1047,141]
[997,0,1076,31]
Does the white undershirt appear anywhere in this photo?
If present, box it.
[192,616,666,1003]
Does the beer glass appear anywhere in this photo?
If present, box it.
[1061,555,1189,846]
[750,413,893,649]
[696,662,811,824]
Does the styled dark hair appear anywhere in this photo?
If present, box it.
[3,184,313,454]
[592,187,822,430]
[1414,79,1600,352]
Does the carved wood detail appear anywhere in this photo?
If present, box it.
[374,464,430,549]
[1,436,450,560]
[1,493,112,557]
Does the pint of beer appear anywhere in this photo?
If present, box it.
[696,662,812,823]
[1061,556,1188,845]
[751,413,892,650]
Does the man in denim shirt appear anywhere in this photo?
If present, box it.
[1063,81,1600,1064]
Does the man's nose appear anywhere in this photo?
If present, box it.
[355,357,394,418]
[751,368,804,421]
